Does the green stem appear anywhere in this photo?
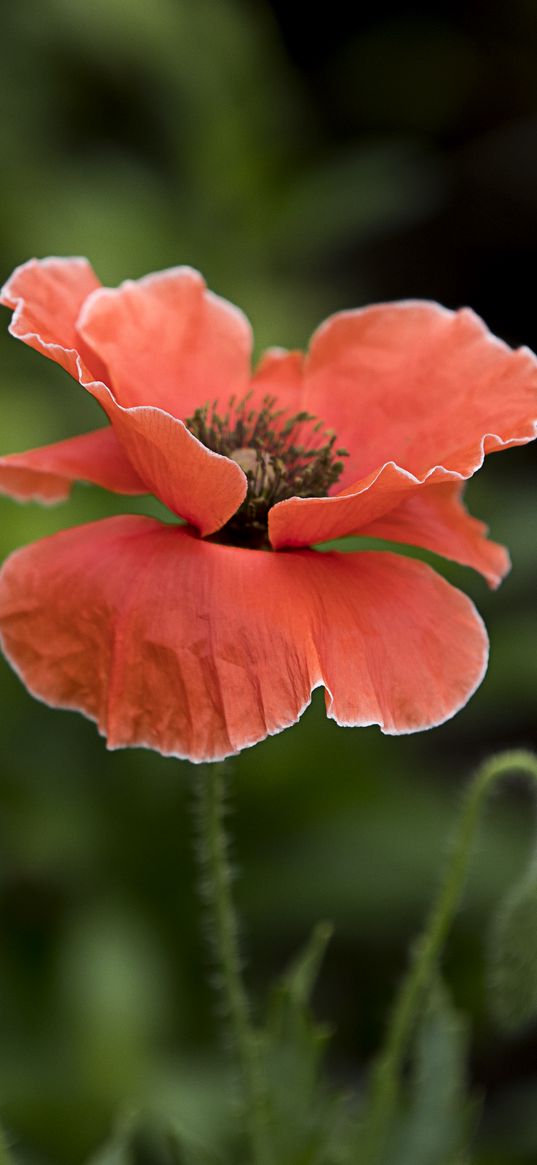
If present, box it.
[194,763,271,1165]
[362,749,537,1164]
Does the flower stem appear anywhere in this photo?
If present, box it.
[361,749,537,1164]
[193,763,271,1165]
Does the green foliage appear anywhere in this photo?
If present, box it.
[85,925,351,1165]
[81,970,473,1165]
[488,867,537,1032]
[259,922,354,1165]
[88,1115,211,1165]
[385,982,473,1165]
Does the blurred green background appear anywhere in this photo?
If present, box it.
[0,1,536,1161]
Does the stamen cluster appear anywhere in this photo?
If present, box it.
[186,393,348,547]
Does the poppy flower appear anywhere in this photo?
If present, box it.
[0,258,535,762]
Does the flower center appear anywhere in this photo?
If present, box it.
[185,393,348,548]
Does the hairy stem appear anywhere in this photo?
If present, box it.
[362,749,537,1164]
[193,763,271,1165]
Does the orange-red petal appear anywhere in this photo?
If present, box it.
[77,266,253,417]
[1,256,102,377]
[1,258,247,534]
[0,427,147,504]
[270,302,537,552]
[79,389,247,535]
[359,482,510,589]
[249,348,304,413]
[0,518,488,762]
[269,459,461,549]
[304,301,537,481]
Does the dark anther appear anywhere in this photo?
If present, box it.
[185,392,348,548]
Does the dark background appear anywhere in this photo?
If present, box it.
[0,2,536,1161]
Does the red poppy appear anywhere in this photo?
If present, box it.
[0,258,535,762]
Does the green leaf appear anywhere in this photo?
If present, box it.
[258,922,355,1164]
[86,1114,217,1165]
[87,1144,129,1165]
[0,1126,16,1165]
[265,921,334,1096]
[488,871,537,1031]
[86,1114,134,1165]
[269,921,334,1029]
[383,982,473,1165]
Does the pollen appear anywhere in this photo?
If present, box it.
[185,393,348,547]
